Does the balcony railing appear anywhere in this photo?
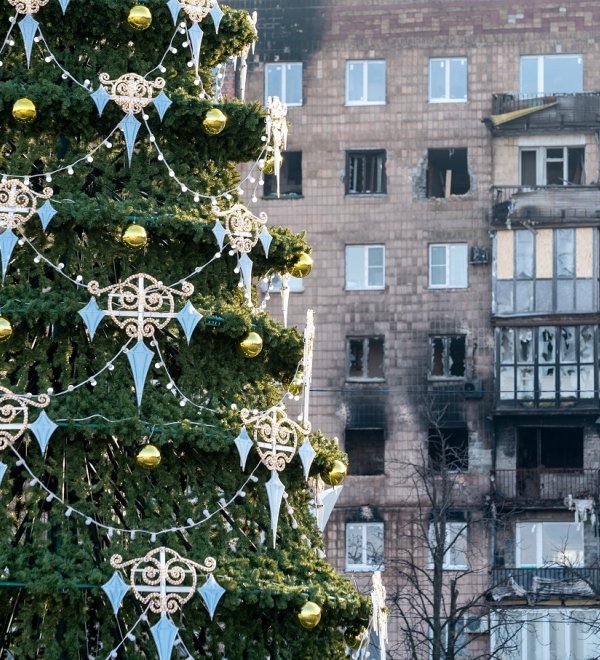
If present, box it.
[493,469,599,504]
[492,567,600,596]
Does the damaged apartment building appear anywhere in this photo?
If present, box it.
[230,0,600,657]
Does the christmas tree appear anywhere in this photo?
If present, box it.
[0,1,371,657]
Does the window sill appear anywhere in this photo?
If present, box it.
[262,194,304,201]
[346,565,385,573]
[344,101,386,107]
[345,286,386,292]
[345,192,387,197]
[346,377,385,383]
[428,98,468,104]
[428,285,469,290]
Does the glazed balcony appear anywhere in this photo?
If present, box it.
[491,567,600,598]
[493,469,599,506]
[484,93,600,135]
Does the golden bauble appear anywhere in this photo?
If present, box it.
[238,331,263,358]
[261,156,283,175]
[321,459,347,486]
[289,253,313,278]
[12,97,37,124]
[135,444,161,469]
[202,108,227,136]
[344,626,367,650]
[0,317,12,342]
[128,5,152,30]
[122,224,148,249]
[297,601,322,629]
[288,375,303,396]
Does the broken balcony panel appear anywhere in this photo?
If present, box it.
[515,230,534,278]
[560,366,578,400]
[579,326,594,360]
[580,365,594,399]
[538,366,555,400]
[556,228,575,278]
[538,327,555,364]
[517,329,533,362]
[499,328,514,363]
[516,367,534,400]
[499,366,514,400]
[559,327,576,362]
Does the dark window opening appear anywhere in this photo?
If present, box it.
[345,428,385,475]
[517,427,583,470]
[428,427,469,472]
[430,335,466,378]
[427,148,469,198]
[263,151,302,198]
[347,337,384,380]
[346,150,386,194]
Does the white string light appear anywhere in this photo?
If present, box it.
[102,605,150,660]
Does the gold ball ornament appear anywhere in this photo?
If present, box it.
[122,224,148,249]
[12,97,36,124]
[0,317,12,342]
[202,108,227,136]
[297,601,322,629]
[289,253,313,278]
[260,157,275,175]
[321,459,347,486]
[238,331,263,358]
[344,626,367,650]
[127,5,152,30]
[288,374,303,396]
[135,444,161,469]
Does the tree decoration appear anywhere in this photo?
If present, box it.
[370,572,389,659]
[99,72,165,116]
[12,97,37,123]
[104,547,225,660]
[7,0,49,14]
[122,223,148,248]
[320,459,347,486]
[290,252,313,278]
[344,625,367,650]
[202,108,227,135]
[79,274,198,405]
[0,179,55,278]
[0,317,12,342]
[16,13,40,67]
[237,11,257,101]
[264,96,288,198]
[136,444,161,469]
[0,385,54,454]
[167,0,224,32]
[238,331,263,358]
[128,4,152,30]
[297,601,322,629]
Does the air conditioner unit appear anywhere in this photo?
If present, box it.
[463,379,484,399]
[469,246,489,265]
[465,615,489,634]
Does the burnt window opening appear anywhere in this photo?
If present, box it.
[347,337,384,380]
[517,427,583,470]
[426,148,469,198]
[430,335,466,378]
[263,151,302,198]
[428,427,469,472]
[345,428,385,475]
[346,150,386,194]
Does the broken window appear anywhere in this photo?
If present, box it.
[263,151,303,198]
[346,150,386,194]
[347,337,384,380]
[426,148,470,198]
[429,335,466,378]
[497,325,596,406]
[519,147,584,186]
[345,428,385,475]
[428,427,469,472]
[517,427,584,471]
[520,54,583,96]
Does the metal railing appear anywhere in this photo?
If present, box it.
[493,469,599,503]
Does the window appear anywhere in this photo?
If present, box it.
[429,57,467,102]
[345,428,385,475]
[516,522,584,567]
[494,609,600,660]
[429,618,468,660]
[517,427,583,471]
[265,62,303,106]
[427,148,470,198]
[498,325,596,405]
[520,147,584,186]
[428,427,469,472]
[345,522,384,571]
[494,228,596,315]
[345,245,385,290]
[345,60,386,105]
[520,54,583,97]
[347,337,384,380]
[346,150,386,194]
[263,151,302,198]
[429,244,468,288]
[430,335,466,378]
[429,519,468,570]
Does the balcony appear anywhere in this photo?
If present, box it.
[491,567,600,600]
[491,185,600,227]
[484,93,600,135]
[493,469,599,506]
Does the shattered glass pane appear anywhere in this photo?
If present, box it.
[515,230,534,278]
[580,326,594,361]
[499,328,514,364]
[431,337,444,375]
[560,366,577,399]
[538,327,555,364]
[448,336,466,377]
[366,337,384,378]
[517,329,533,363]
[499,366,514,399]
[516,366,534,400]
[538,367,555,400]
[348,339,364,377]
[559,326,576,362]
[556,228,575,278]
[580,365,594,399]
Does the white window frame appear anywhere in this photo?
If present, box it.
[428,243,468,289]
[428,57,468,103]
[519,146,585,186]
[519,54,583,96]
[428,618,469,660]
[345,245,385,291]
[516,522,584,568]
[428,521,468,570]
[345,60,386,106]
[264,62,303,106]
[345,522,385,572]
